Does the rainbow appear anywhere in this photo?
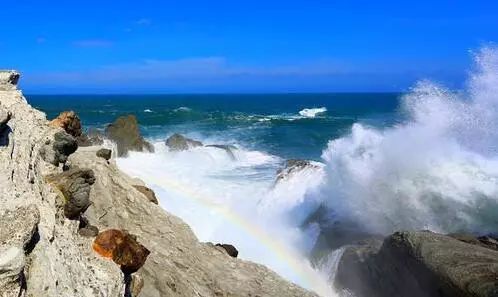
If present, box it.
[140,172,333,296]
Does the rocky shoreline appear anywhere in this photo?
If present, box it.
[0,71,317,297]
[1,71,497,297]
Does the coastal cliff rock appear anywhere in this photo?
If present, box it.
[0,73,316,297]
[105,115,154,157]
[275,159,323,184]
[335,231,498,297]
[165,133,203,151]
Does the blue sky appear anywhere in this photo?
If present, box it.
[1,1,497,93]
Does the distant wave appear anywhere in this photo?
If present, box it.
[299,107,327,118]
[174,106,192,112]
[144,109,153,113]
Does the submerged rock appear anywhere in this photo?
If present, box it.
[275,159,322,183]
[215,243,239,258]
[133,185,158,204]
[165,133,203,151]
[335,231,498,297]
[46,168,96,219]
[40,131,78,166]
[105,115,154,157]
[96,148,112,161]
[206,144,237,160]
[93,229,150,273]
[49,111,82,137]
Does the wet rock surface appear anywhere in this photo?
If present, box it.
[276,159,322,183]
[105,115,153,156]
[165,133,203,151]
[335,231,498,297]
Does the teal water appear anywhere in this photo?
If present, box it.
[28,93,401,160]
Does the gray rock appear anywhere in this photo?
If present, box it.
[206,144,237,160]
[40,131,78,166]
[46,168,96,219]
[165,133,203,151]
[335,231,498,297]
[0,246,25,297]
[105,115,154,157]
[0,204,40,249]
[96,148,112,161]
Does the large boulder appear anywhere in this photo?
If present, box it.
[165,133,202,151]
[46,168,96,219]
[96,148,112,161]
[105,115,153,157]
[215,243,239,258]
[335,231,498,297]
[49,111,82,137]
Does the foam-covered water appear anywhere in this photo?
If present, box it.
[28,46,498,297]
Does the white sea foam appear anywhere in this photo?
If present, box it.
[174,106,192,112]
[144,109,153,113]
[117,141,335,296]
[320,46,498,235]
[299,107,327,118]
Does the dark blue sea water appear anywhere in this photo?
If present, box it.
[28,93,401,160]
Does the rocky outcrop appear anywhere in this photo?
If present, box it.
[449,233,498,251]
[335,231,498,297]
[0,70,20,91]
[105,115,154,157]
[165,133,203,151]
[49,110,82,137]
[0,72,317,297]
[133,185,158,204]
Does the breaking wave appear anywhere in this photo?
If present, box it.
[320,46,498,235]
[299,107,327,118]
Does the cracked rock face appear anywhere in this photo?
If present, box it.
[46,168,96,219]
[0,105,11,131]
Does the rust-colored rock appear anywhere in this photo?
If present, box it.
[49,111,82,137]
[93,229,150,273]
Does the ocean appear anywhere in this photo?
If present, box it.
[26,49,498,296]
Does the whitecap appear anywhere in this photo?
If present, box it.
[299,107,327,118]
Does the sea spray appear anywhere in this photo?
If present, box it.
[117,143,335,296]
[320,46,498,235]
